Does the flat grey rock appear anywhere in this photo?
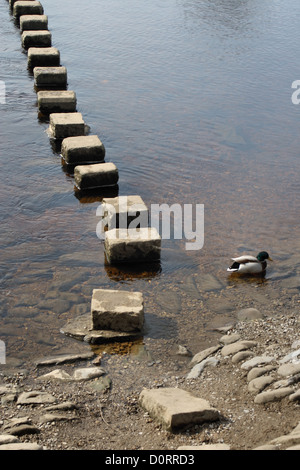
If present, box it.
[139,387,220,431]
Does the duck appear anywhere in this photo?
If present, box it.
[227,251,273,274]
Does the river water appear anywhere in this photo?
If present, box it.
[0,0,299,365]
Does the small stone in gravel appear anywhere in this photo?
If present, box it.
[177,444,230,450]
[176,345,193,356]
[190,345,222,366]
[237,308,264,321]
[219,333,241,345]
[241,356,276,370]
[38,369,73,381]
[289,389,300,402]
[35,352,94,366]
[187,357,219,379]
[221,340,257,357]
[0,443,43,450]
[254,387,294,404]
[39,413,78,424]
[277,363,300,377]
[232,351,254,364]
[7,424,40,436]
[44,401,79,411]
[17,391,56,405]
[0,435,20,445]
[247,366,276,382]
[248,375,276,394]
[73,367,105,381]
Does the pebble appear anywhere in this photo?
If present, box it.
[248,376,276,394]
[187,357,219,379]
[247,366,276,382]
[17,391,56,405]
[232,351,254,364]
[221,340,257,357]
[0,443,43,450]
[254,387,294,404]
[240,356,276,370]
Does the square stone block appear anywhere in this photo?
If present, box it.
[33,66,67,88]
[37,90,76,114]
[13,1,44,20]
[61,135,105,164]
[74,162,118,190]
[139,388,220,431]
[104,227,161,264]
[91,289,144,332]
[49,112,85,139]
[102,195,148,230]
[20,14,48,31]
[22,30,52,49]
[28,47,60,69]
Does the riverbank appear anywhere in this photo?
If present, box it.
[0,303,299,451]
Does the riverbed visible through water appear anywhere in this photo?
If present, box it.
[0,0,299,365]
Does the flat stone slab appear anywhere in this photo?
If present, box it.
[60,313,142,344]
[49,112,85,139]
[28,47,60,69]
[105,227,161,264]
[139,388,220,431]
[61,135,105,165]
[37,90,76,113]
[13,1,44,19]
[17,391,56,405]
[91,289,144,332]
[102,195,149,229]
[34,66,67,88]
[74,162,118,190]
[20,14,48,31]
[22,30,51,49]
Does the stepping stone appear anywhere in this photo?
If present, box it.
[91,289,144,332]
[20,14,48,31]
[37,90,76,114]
[13,1,43,20]
[74,162,118,190]
[49,112,85,139]
[105,227,161,264]
[34,66,67,88]
[102,195,149,230]
[139,388,220,431]
[21,30,52,49]
[28,47,60,69]
[61,135,105,165]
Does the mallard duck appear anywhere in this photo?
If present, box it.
[227,251,273,274]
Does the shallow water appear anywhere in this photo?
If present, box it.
[0,0,299,364]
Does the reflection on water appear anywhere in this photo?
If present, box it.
[0,0,299,363]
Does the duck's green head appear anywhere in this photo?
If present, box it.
[257,251,273,261]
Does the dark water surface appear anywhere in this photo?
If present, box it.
[0,0,299,364]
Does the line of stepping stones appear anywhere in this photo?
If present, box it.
[6,1,162,343]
